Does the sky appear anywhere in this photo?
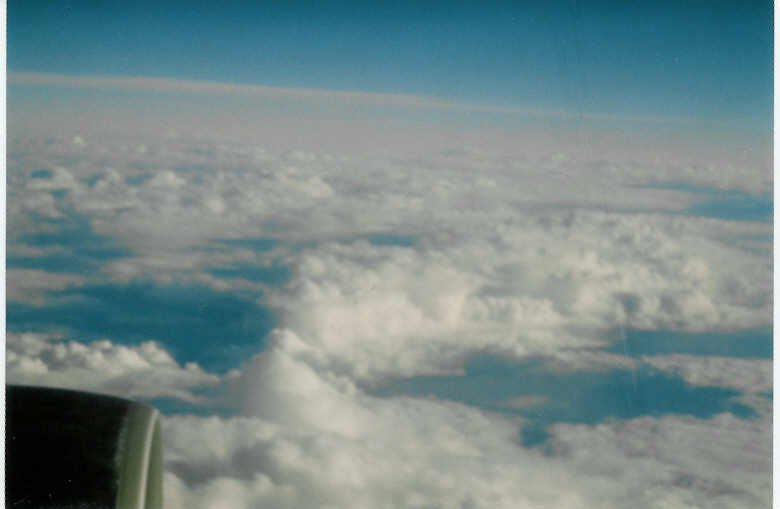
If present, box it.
[8,0,772,129]
[5,1,774,508]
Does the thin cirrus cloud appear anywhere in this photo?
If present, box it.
[8,71,539,115]
[8,71,721,128]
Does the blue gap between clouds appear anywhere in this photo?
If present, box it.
[207,263,291,287]
[146,397,225,417]
[204,234,417,287]
[215,237,278,251]
[645,182,772,222]
[606,328,772,359]
[689,193,772,222]
[7,282,275,374]
[8,230,289,375]
[207,237,292,287]
[147,383,242,417]
[8,212,132,274]
[374,330,764,448]
[364,233,417,247]
[30,168,54,179]
[8,226,289,413]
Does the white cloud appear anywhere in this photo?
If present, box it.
[642,355,772,394]
[6,333,220,402]
[160,347,771,508]
[24,166,79,191]
[9,71,472,113]
[11,134,769,382]
[7,269,87,305]
[265,215,769,383]
[547,411,771,508]
[12,71,705,128]
[7,101,772,509]
[8,130,770,268]
[164,353,591,509]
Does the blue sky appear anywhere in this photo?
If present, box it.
[8,0,772,130]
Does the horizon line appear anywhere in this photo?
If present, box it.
[9,70,712,128]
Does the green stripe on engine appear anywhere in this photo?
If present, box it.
[115,403,161,509]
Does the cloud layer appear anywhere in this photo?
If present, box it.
[161,346,770,508]
[7,332,220,402]
[7,105,772,508]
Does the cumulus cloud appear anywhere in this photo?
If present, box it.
[265,214,769,383]
[12,133,769,381]
[642,355,772,395]
[7,99,772,509]
[164,351,591,509]
[7,129,769,253]
[547,411,771,508]
[7,269,87,305]
[6,333,220,402]
[160,347,771,508]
